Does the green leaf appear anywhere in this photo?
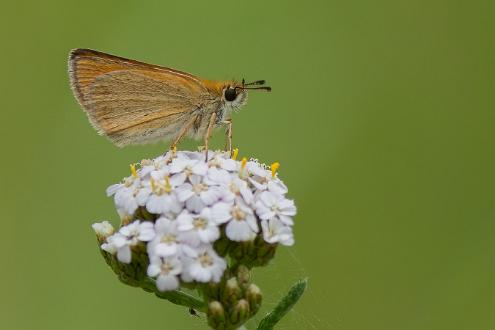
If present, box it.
[141,278,207,312]
[256,278,308,330]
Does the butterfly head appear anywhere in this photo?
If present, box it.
[222,79,271,112]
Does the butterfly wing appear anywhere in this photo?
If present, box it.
[68,49,214,146]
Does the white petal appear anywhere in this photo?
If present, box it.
[117,246,132,263]
[198,226,220,243]
[201,188,221,205]
[92,221,114,236]
[189,263,212,282]
[207,168,231,185]
[147,263,161,277]
[111,234,128,248]
[239,187,254,205]
[155,243,178,257]
[259,210,276,221]
[170,172,186,186]
[156,275,180,291]
[211,203,231,224]
[278,214,294,226]
[221,159,237,171]
[135,188,151,206]
[193,162,208,176]
[267,180,288,195]
[106,184,122,197]
[186,196,205,213]
[138,228,155,242]
[260,191,277,207]
[177,213,194,230]
[249,178,266,191]
[226,220,253,241]
[245,214,259,233]
[177,185,194,202]
[101,242,116,254]
[154,217,174,233]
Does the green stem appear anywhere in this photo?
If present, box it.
[256,278,308,330]
[141,278,207,312]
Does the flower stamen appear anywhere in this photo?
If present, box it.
[130,163,138,178]
[232,148,239,160]
[271,162,280,178]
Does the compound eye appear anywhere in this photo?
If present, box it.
[224,87,237,102]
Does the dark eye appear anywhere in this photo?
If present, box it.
[224,87,237,102]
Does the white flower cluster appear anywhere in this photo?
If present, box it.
[94,150,296,292]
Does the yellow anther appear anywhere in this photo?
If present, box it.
[271,162,280,178]
[164,176,172,193]
[232,148,239,160]
[241,157,247,170]
[130,163,138,178]
[172,145,177,154]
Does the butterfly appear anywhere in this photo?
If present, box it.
[68,49,270,154]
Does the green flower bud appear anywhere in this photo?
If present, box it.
[236,265,251,288]
[230,299,250,326]
[222,277,241,306]
[207,301,226,330]
[246,283,263,315]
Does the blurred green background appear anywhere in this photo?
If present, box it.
[1,0,494,329]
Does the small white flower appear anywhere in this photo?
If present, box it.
[222,177,254,205]
[139,156,169,178]
[147,217,180,257]
[107,173,145,216]
[255,191,296,226]
[176,175,223,213]
[92,221,114,237]
[221,200,259,242]
[169,157,208,186]
[114,186,140,215]
[109,220,155,263]
[206,153,238,185]
[145,176,182,215]
[261,218,294,246]
[147,256,182,291]
[183,246,226,283]
[177,209,220,246]
[101,234,118,254]
[247,161,288,195]
[208,152,238,172]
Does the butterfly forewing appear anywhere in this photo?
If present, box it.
[69,49,213,146]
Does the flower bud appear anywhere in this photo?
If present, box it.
[213,235,231,257]
[255,241,277,266]
[246,283,263,315]
[92,221,114,242]
[207,301,226,330]
[230,299,250,326]
[236,265,250,288]
[222,277,241,306]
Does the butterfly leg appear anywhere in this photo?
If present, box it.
[223,118,233,156]
[167,115,198,155]
[204,112,217,161]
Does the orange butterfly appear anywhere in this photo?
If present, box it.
[68,49,270,154]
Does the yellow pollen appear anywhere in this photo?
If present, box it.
[241,157,247,170]
[232,148,239,160]
[164,176,172,193]
[199,253,213,267]
[271,162,280,178]
[193,218,207,229]
[161,234,176,244]
[130,163,138,178]
[150,177,156,192]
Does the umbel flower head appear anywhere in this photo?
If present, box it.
[93,149,296,329]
